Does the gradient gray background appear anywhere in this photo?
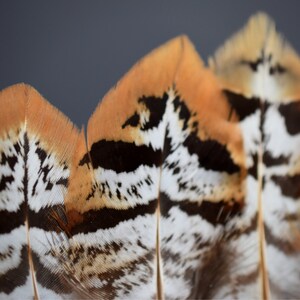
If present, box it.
[1,1,299,127]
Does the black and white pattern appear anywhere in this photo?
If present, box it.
[0,85,78,299]
[1,12,300,300]
[210,13,300,299]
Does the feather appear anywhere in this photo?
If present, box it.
[0,84,79,299]
[209,12,300,299]
[53,35,244,299]
[1,12,300,300]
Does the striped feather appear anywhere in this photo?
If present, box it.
[1,12,300,300]
[0,84,79,299]
[210,12,300,299]
[57,36,244,299]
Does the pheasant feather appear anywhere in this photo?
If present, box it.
[1,13,300,300]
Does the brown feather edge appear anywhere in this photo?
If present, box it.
[0,83,80,162]
[209,12,300,101]
[86,36,185,146]
[0,83,26,140]
[175,35,244,168]
[25,84,80,163]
